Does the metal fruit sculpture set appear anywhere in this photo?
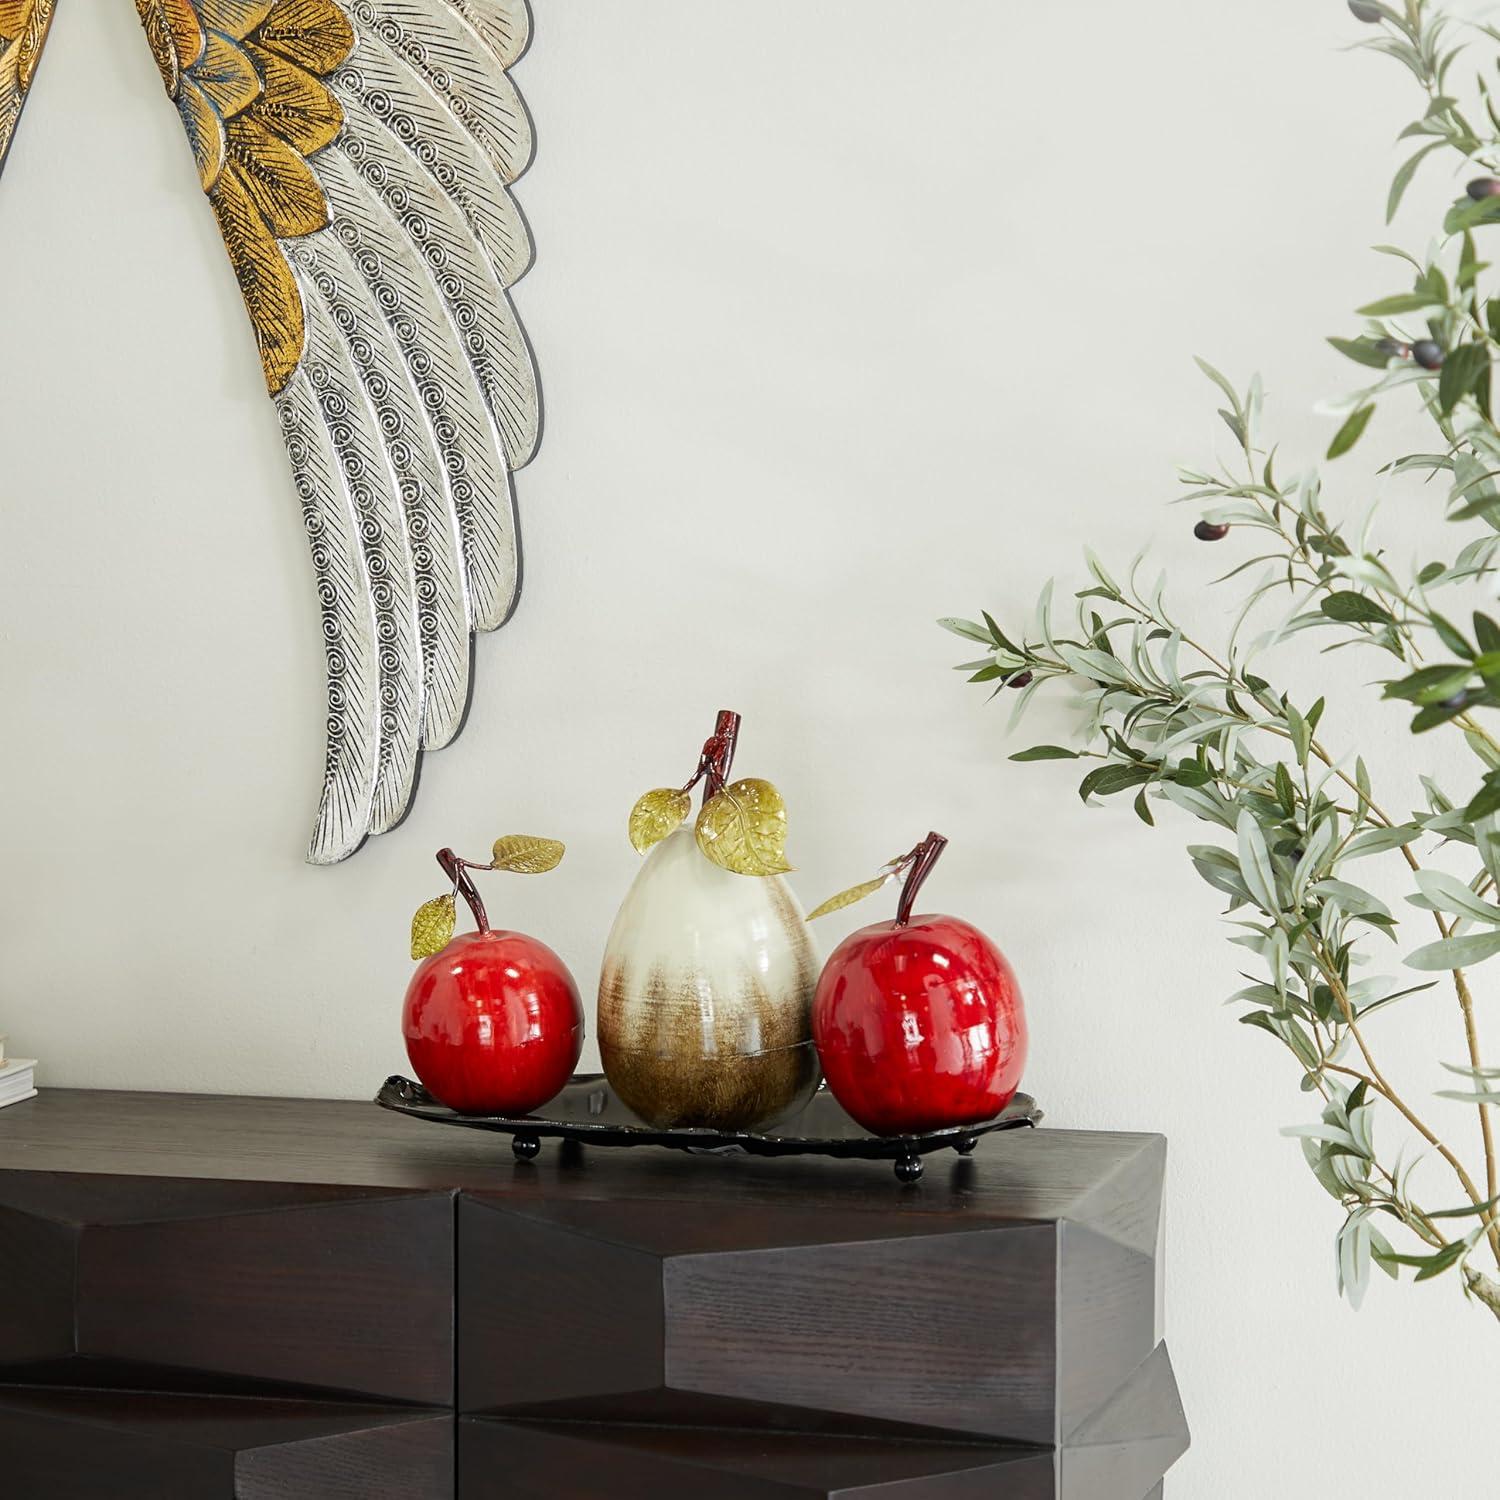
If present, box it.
[401,711,1027,1143]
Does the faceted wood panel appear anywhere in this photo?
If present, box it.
[461,1193,1062,1438]
[0,1388,452,1499]
[0,1201,75,1366]
[663,1225,1057,1443]
[460,1416,1056,1500]
[1057,1222,1158,1442]
[460,1194,1168,1450]
[459,1194,665,1413]
[1059,1344,1188,1500]
[0,1171,455,1403]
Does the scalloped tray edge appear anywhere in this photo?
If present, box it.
[376,1073,1042,1182]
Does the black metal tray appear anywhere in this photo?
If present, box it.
[376,1073,1041,1181]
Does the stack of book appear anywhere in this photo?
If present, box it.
[0,1036,37,1110]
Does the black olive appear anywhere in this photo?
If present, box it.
[1411,339,1444,370]
[1468,178,1500,201]
[1194,521,1231,542]
[1007,671,1034,690]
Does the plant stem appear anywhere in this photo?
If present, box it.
[1319,968,1498,1258]
[1454,963,1500,1254]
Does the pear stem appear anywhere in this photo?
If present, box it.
[895,832,948,927]
[437,847,490,933]
[699,709,742,803]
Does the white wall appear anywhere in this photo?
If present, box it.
[2,1,1495,1492]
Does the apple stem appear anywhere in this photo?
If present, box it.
[437,847,490,933]
[895,832,948,927]
[684,709,742,805]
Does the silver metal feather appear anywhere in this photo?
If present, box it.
[140,0,542,863]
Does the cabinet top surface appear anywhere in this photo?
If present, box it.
[0,1089,1163,1225]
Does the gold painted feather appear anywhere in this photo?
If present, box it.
[137,0,350,392]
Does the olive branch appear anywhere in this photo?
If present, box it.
[947,0,1500,1321]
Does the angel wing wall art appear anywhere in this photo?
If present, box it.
[5,0,542,863]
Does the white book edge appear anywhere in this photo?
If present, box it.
[0,1087,37,1110]
[0,1057,37,1083]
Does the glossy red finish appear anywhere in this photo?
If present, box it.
[403,930,584,1115]
[812,914,1026,1135]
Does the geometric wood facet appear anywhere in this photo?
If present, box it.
[0,1089,1188,1496]
[459,1416,1059,1500]
[0,1389,453,1499]
[0,1174,454,1403]
[1060,1344,1189,1500]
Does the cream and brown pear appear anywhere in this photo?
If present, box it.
[598,712,820,1129]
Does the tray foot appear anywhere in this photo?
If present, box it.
[894,1153,923,1183]
[512,1133,541,1162]
[955,1135,978,1156]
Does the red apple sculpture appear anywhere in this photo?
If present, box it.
[403,838,583,1131]
[810,833,1026,1160]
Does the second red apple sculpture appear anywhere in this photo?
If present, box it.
[810,833,1027,1145]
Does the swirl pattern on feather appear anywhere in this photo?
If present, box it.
[137,0,540,862]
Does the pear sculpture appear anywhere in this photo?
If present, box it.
[598,711,821,1130]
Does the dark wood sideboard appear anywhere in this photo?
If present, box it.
[0,1090,1187,1497]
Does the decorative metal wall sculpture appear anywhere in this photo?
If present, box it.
[129,0,542,862]
[0,0,55,175]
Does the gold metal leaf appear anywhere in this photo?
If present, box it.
[135,0,205,93]
[490,835,565,874]
[225,114,329,237]
[192,29,262,117]
[410,893,456,960]
[207,167,304,393]
[628,787,691,854]
[0,0,53,180]
[0,0,54,107]
[177,78,228,189]
[252,0,356,76]
[245,40,344,156]
[196,0,276,41]
[695,777,793,877]
[162,0,205,65]
[806,872,896,921]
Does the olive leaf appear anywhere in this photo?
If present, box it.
[695,777,793,876]
[410,893,457,960]
[806,870,896,921]
[1326,403,1374,460]
[628,787,692,853]
[490,835,565,874]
